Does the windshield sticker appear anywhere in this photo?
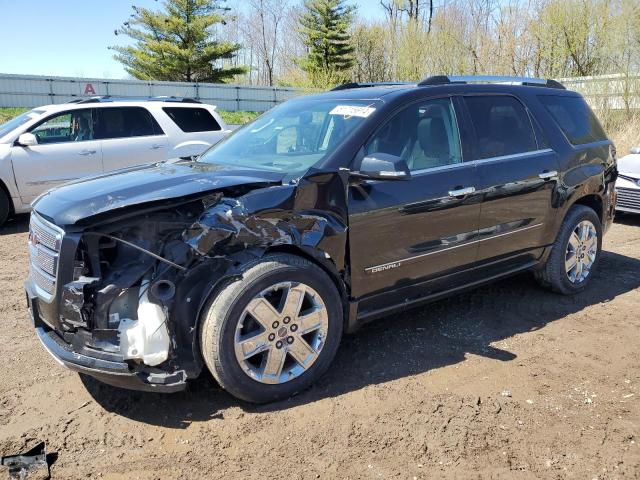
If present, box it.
[329,105,376,118]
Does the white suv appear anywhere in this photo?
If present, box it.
[0,97,232,224]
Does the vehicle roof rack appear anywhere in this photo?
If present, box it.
[66,96,202,104]
[417,75,565,89]
[331,81,412,91]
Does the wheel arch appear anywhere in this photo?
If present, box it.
[571,193,603,223]
[0,177,15,217]
[189,246,350,371]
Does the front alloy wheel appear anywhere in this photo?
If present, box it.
[200,254,343,403]
[234,282,329,385]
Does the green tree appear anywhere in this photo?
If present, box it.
[111,0,246,83]
[299,0,356,87]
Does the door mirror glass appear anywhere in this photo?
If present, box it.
[630,146,640,155]
[352,152,411,180]
[16,132,38,147]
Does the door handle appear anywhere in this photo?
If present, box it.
[448,186,476,197]
[150,144,164,150]
[538,170,558,180]
[78,149,97,156]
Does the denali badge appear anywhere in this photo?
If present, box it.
[367,262,402,274]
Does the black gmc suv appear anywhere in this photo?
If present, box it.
[26,76,617,403]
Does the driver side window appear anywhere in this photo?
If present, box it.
[30,109,94,144]
[365,98,462,171]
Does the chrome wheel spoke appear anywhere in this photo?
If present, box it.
[262,347,287,380]
[568,232,581,252]
[281,284,306,319]
[565,253,578,273]
[246,296,280,329]
[237,332,270,360]
[288,337,317,367]
[297,308,324,334]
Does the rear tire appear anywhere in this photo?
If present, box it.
[0,189,10,226]
[199,253,343,403]
[535,205,602,295]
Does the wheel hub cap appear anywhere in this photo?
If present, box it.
[565,220,597,284]
[234,282,329,385]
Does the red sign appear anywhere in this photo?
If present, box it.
[84,83,96,95]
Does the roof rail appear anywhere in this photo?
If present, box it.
[331,81,412,91]
[417,75,565,89]
[66,95,202,104]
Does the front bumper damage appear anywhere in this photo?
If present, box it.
[26,169,350,392]
[27,280,187,392]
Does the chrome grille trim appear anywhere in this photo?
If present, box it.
[28,213,64,300]
[616,187,640,211]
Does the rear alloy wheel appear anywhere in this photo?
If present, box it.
[199,254,343,403]
[564,220,598,284]
[535,205,602,295]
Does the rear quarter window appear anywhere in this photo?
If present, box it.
[538,95,607,145]
[163,107,221,132]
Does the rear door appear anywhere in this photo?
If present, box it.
[348,96,482,303]
[10,108,103,204]
[161,106,228,157]
[96,106,168,171]
[463,94,560,266]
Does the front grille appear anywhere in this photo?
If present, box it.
[28,213,63,298]
[616,187,640,211]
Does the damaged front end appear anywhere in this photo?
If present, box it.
[26,168,350,392]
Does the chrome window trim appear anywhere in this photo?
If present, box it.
[365,223,544,273]
[408,148,554,177]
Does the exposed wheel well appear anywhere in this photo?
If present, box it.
[572,194,603,222]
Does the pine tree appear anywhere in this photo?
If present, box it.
[299,0,356,87]
[111,0,246,83]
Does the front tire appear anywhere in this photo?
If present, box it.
[0,189,10,226]
[199,254,343,403]
[535,205,602,295]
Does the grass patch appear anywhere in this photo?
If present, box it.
[0,107,28,124]
[218,110,260,125]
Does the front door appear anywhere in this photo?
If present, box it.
[348,97,482,303]
[461,94,560,266]
[11,108,103,204]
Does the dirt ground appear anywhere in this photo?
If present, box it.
[0,214,639,480]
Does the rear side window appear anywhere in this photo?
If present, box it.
[464,95,537,159]
[163,107,221,132]
[538,95,607,145]
[95,107,164,140]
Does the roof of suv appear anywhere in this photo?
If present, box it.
[32,98,217,115]
[300,75,576,102]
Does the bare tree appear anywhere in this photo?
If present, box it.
[243,0,289,86]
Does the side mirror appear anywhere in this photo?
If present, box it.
[16,132,38,147]
[351,153,411,181]
[630,146,640,155]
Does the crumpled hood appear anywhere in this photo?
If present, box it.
[33,160,286,226]
[618,154,640,177]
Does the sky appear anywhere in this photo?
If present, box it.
[0,0,384,79]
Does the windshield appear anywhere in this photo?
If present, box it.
[0,109,44,140]
[199,99,380,172]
